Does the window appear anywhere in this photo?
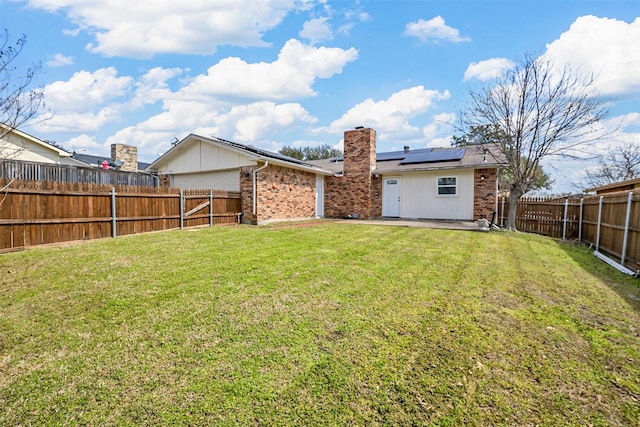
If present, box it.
[437,177,457,195]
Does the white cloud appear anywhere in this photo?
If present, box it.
[358,12,372,22]
[321,86,451,135]
[63,134,104,152]
[538,111,640,194]
[46,53,74,67]
[422,112,456,140]
[31,36,356,158]
[36,66,185,133]
[403,16,471,43]
[105,125,183,159]
[35,67,132,132]
[220,102,317,142]
[543,16,640,98]
[24,0,314,58]
[37,108,121,133]
[300,17,333,44]
[105,100,317,158]
[463,58,515,82]
[128,67,183,109]
[179,39,358,100]
[43,67,132,112]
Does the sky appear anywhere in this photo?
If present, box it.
[1,0,639,194]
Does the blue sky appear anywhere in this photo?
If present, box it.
[1,0,639,193]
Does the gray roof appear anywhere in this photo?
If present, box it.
[309,144,506,174]
[147,133,334,175]
[72,152,151,170]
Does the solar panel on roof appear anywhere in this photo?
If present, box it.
[377,148,433,161]
[399,148,466,165]
[376,152,407,161]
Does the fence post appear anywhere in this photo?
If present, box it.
[179,189,184,229]
[111,187,117,238]
[578,198,583,242]
[621,191,633,267]
[562,198,569,240]
[500,196,505,228]
[595,195,604,251]
[209,191,213,227]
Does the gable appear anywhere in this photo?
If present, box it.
[0,128,77,165]
[148,134,333,176]
[153,138,256,174]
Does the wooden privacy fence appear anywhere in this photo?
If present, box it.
[0,180,241,252]
[0,158,159,187]
[498,190,640,272]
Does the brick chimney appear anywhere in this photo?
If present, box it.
[342,127,376,218]
[111,143,138,172]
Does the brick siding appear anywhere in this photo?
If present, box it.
[239,166,256,223]
[111,144,138,172]
[325,128,378,219]
[473,168,498,220]
[240,163,317,224]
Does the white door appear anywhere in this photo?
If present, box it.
[315,176,324,217]
[382,177,401,217]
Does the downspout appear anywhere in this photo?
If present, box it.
[253,160,269,216]
[495,167,500,218]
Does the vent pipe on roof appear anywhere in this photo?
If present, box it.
[404,145,410,153]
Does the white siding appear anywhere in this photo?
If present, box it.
[0,132,70,164]
[155,140,254,174]
[396,170,474,220]
[172,170,240,191]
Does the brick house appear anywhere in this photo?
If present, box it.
[146,134,334,224]
[146,128,505,224]
[313,127,504,221]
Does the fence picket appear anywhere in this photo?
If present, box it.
[0,179,241,252]
[499,190,639,272]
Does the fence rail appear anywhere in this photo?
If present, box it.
[0,179,241,252]
[498,190,640,273]
[0,159,159,187]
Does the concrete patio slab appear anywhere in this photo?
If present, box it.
[336,218,486,231]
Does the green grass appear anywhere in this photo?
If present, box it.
[1,223,639,426]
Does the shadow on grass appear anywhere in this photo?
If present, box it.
[555,239,640,313]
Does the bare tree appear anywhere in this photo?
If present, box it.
[1,29,44,143]
[584,142,640,189]
[0,30,44,194]
[458,54,609,230]
[452,124,554,194]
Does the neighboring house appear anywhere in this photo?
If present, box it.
[0,124,146,172]
[0,124,156,186]
[0,123,87,166]
[585,178,640,195]
[72,146,150,172]
[147,128,506,224]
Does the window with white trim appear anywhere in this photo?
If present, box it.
[437,177,457,195]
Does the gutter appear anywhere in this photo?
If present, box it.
[253,160,269,216]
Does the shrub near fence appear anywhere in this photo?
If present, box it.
[499,190,640,273]
[0,179,241,252]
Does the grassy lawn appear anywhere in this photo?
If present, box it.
[1,223,639,426]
